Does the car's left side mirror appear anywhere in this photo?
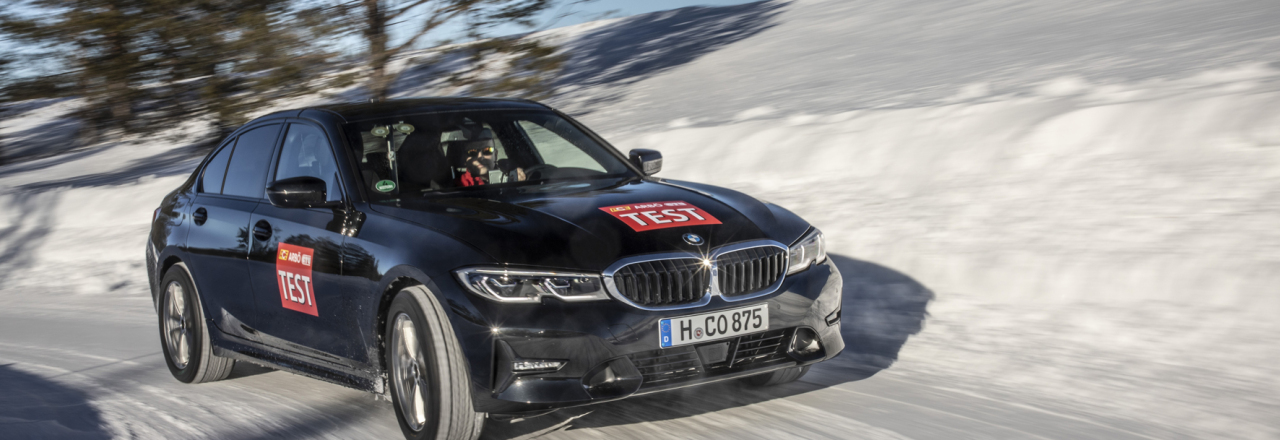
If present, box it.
[267,177,341,209]
[629,149,663,175]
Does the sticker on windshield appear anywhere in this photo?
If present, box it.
[276,243,318,316]
[598,201,721,232]
[374,179,396,193]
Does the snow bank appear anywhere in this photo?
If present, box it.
[612,64,1280,311]
[0,175,186,294]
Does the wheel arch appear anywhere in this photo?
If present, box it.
[154,251,186,312]
[371,266,462,373]
[369,264,491,404]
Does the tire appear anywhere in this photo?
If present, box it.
[158,263,235,384]
[740,365,810,387]
[385,285,484,440]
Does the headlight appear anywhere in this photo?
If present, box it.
[453,267,610,303]
[787,228,827,275]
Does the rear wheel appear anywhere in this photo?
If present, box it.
[385,285,484,440]
[740,365,810,387]
[158,263,235,383]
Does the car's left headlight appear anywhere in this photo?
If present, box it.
[787,228,827,275]
[454,267,610,303]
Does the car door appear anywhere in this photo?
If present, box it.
[184,123,282,338]
[245,121,358,362]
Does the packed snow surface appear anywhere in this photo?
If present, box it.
[2,0,1279,438]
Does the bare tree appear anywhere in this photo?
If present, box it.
[333,0,562,101]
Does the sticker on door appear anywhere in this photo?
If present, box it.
[276,243,318,316]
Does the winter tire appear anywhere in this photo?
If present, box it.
[740,365,810,387]
[159,262,235,383]
[386,285,484,440]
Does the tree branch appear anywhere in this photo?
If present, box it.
[386,4,469,59]
[385,0,437,21]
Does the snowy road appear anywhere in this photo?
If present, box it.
[4,255,1272,439]
[0,307,1150,440]
[0,313,1160,440]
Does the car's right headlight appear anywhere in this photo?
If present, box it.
[454,267,610,303]
[787,228,827,275]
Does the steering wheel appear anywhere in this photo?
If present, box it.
[523,164,558,180]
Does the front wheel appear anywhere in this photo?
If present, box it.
[158,263,235,383]
[385,285,484,440]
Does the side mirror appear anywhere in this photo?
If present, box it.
[267,177,339,208]
[628,149,663,175]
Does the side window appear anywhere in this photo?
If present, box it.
[200,141,234,194]
[223,124,282,199]
[275,124,342,202]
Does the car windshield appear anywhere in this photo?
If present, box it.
[344,111,635,199]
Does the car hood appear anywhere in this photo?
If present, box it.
[366,178,810,271]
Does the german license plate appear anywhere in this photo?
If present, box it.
[659,304,768,348]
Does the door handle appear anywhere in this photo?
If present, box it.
[193,207,208,225]
[253,220,272,241]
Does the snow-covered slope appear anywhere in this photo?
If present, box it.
[557,0,1280,311]
[617,64,1280,310]
[3,0,1279,312]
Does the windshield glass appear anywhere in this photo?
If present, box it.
[344,111,634,199]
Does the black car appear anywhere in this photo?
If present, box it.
[146,98,843,440]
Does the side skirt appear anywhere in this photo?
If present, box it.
[208,324,385,394]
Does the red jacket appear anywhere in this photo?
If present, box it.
[456,171,485,187]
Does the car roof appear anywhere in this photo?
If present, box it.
[302,97,551,123]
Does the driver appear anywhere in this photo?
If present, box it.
[455,138,527,187]
[456,143,493,187]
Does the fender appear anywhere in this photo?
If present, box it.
[370,265,489,404]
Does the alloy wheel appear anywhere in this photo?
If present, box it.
[163,281,192,369]
[391,312,429,431]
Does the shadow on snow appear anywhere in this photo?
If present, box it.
[0,363,110,439]
[557,1,785,89]
[552,0,785,114]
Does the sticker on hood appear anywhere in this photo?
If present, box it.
[598,201,721,232]
[276,243,318,316]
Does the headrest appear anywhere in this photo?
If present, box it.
[398,132,450,187]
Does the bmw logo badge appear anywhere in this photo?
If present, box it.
[683,233,704,246]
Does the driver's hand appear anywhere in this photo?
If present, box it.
[511,167,526,182]
[466,159,490,182]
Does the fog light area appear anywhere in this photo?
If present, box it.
[788,328,824,362]
[513,360,565,372]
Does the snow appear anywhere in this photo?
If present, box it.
[2,0,1279,438]
[614,62,1280,311]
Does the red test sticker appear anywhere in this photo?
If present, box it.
[598,200,721,232]
[276,243,318,316]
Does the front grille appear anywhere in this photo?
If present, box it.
[715,246,787,297]
[612,259,710,306]
[628,328,795,389]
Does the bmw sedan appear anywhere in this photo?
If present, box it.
[146,98,843,440]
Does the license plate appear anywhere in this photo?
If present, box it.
[659,304,769,348]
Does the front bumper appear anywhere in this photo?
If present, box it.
[459,258,844,414]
